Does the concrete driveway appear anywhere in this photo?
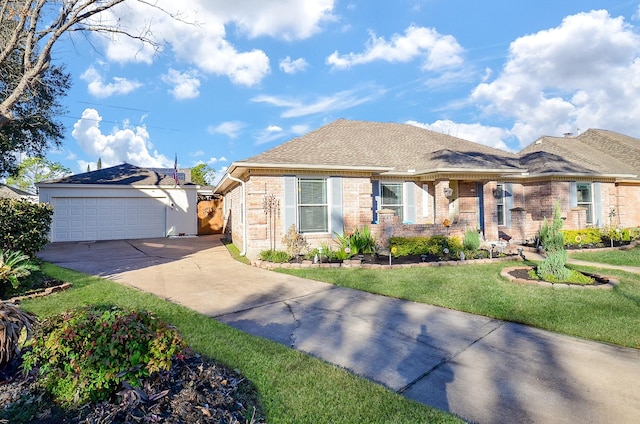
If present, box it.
[38,235,640,424]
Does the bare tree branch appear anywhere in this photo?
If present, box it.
[0,0,181,128]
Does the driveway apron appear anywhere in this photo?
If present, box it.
[38,235,640,424]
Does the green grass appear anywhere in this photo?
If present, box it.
[276,261,640,349]
[222,238,252,265]
[18,263,460,424]
[568,244,640,266]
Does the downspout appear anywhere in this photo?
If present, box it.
[227,175,247,256]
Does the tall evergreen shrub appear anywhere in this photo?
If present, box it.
[0,199,53,257]
[537,201,572,281]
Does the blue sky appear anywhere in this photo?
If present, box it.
[42,0,640,183]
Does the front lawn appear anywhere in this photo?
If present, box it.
[276,261,640,349]
[14,263,460,424]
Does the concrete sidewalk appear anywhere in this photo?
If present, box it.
[38,236,640,424]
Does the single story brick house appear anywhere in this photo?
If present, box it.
[214,119,640,258]
[38,163,198,242]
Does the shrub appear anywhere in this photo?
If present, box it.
[282,225,309,261]
[0,199,53,257]
[463,228,481,252]
[22,305,186,406]
[562,228,602,247]
[0,302,36,367]
[349,226,377,254]
[0,249,40,297]
[537,202,571,281]
[260,249,290,263]
[388,235,463,258]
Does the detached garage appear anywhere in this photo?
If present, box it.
[37,163,198,242]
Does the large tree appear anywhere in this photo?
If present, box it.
[6,156,70,193]
[0,0,177,176]
[190,163,215,186]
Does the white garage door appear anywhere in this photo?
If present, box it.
[51,197,166,242]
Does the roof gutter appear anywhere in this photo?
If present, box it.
[226,174,247,257]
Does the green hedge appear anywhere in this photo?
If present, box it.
[388,235,463,258]
[0,199,53,257]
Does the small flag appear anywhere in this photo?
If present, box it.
[173,154,179,185]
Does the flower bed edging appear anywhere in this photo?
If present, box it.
[252,255,522,270]
[8,282,73,303]
[501,266,619,290]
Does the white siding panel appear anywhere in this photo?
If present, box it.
[51,197,165,242]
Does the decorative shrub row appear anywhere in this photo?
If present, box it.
[388,235,464,258]
[562,226,640,247]
[0,199,53,257]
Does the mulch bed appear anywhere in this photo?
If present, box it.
[0,351,264,423]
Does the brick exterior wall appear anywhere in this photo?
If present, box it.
[222,175,640,259]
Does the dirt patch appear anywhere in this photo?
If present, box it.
[0,351,264,423]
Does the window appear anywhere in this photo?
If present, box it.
[576,182,593,224]
[496,183,505,226]
[381,182,403,221]
[298,178,328,233]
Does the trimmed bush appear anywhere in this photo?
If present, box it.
[0,199,53,257]
[562,228,602,247]
[22,305,185,406]
[388,235,463,259]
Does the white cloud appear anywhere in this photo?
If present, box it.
[280,56,309,74]
[208,121,247,138]
[251,85,386,118]
[326,25,464,71]
[80,66,142,98]
[471,10,640,147]
[71,108,172,170]
[162,69,201,100]
[96,0,336,86]
[406,120,513,151]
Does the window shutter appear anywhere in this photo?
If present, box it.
[569,182,577,207]
[593,182,602,227]
[372,180,380,223]
[283,176,297,231]
[505,183,514,228]
[330,177,344,236]
[404,181,416,224]
[422,184,431,218]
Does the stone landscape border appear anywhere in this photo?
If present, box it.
[500,267,619,290]
[8,282,72,303]
[252,255,522,270]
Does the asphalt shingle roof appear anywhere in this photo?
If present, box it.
[42,163,180,186]
[518,129,640,177]
[0,183,35,199]
[241,119,521,172]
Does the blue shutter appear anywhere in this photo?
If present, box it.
[372,180,380,223]
[404,181,416,224]
[283,176,297,231]
[569,182,577,207]
[505,183,514,228]
[593,182,602,227]
[330,177,344,236]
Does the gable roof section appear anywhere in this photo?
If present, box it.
[519,130,639,178]
[39,163,182,186]
[0,183,35,199]
[233,119,521,174]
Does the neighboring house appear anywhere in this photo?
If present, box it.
[0,183,37,202]
[38,163,198,242]
[214,119,640,259]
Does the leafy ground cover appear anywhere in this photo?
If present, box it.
[2,263,460,424]
[276,260,640,349]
